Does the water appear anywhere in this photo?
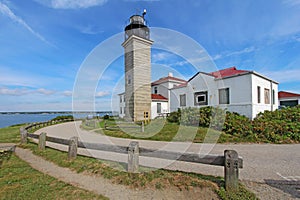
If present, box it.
[0,112,113,128]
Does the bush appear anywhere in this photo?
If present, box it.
[51,115,74,121]
[167,108,181,123]
[103,114,110,120]
[223,112,252,136]
[252,106,300,142]
[167,105,300,143]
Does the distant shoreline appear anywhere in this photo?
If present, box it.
[0,111,113,115]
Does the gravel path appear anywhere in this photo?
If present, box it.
[14,147,219,200]
[34,121,300,199]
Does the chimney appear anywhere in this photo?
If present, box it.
[168,72,173,77]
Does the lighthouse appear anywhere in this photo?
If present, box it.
[122,10,153,121]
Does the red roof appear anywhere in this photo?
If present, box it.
[151,94,168,101]
[211,67,250,79]
[152,76,187,86]
[278,91,300,98]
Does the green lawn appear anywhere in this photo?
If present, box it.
[0,124,22,143]
[0,153,107,200]
[92,119,253,143]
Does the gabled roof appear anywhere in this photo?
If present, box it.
[151,94,168,101]
[211,67,250,79]
[151,76,187,86]
[278,91,300,98]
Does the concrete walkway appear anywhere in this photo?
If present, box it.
[34,121,300,199]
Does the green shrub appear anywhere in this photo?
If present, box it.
[167,105,300,143]
[103,114,110,120]
[167,108,181,123]
[51,115,74,121]
[223,112,252,136]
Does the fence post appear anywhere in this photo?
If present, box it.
[38,132,47,150]
[20,127,27,144]
[224,150,239,191]
[128,141,139,173]
[68,137,78,160]
[141,121,144,133]
[104,121,107,130]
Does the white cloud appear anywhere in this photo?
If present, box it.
[34,0,107,9]
[0,87,30,96]
[152,52,172,62]
[62,90,73,96]
[260,68,300,83]
[95,91,110,98]
[283,0,300,6]
[0,2,50,45]
[0,87,56,96]
[79,25,104,35]
[213,46,257,60]
[36,88,56,95]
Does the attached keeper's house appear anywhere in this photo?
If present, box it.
[169,67,279,119]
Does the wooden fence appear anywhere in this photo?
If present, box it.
[21,120,243,191]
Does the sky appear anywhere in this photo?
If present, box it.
[0,0,300,112]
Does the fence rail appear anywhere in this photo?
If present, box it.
[21,120,243,191]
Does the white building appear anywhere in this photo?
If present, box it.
[169,67,279,119]
[119,67,279,120]
[278,91,300,107]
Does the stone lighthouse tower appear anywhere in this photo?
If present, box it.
[122,11,153,121]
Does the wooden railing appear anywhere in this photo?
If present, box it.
[20,120,243,191]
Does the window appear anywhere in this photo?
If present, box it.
[120,96,122,103]
[257,86,261,103]
[219,88,230,104]
[127,74,131,85]
[120,107,122,114]
[272,89,275,104]
[180,94,186,107]
[264,88,270,104]
[154,87,158,94]
[124,95,126,102]
[194,91,208,106]
[157,103,161,114]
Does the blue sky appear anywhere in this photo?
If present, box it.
[0,0,300,111]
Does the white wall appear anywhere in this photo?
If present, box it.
[217,74,253,118]
[151,101,168,119]
[251,74,278,118]
[170,73,218,111]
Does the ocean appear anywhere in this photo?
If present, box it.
[0,112,112,128]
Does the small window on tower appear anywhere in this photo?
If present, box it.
[127,74,131,85]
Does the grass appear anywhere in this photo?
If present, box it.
[0,124,22,143]
[92,119,255,143]
[0,153,107,200]
[1,124,257,199]
[20,141,257,200]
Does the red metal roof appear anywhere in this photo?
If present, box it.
[151,94,168,101]
[278,91,300,98]
[211,67,250,79]
[151,76,187,86]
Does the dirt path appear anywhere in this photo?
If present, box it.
[14,147,219,200]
